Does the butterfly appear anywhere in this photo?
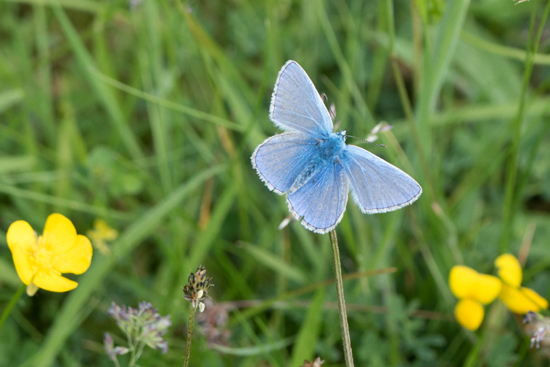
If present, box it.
[251,60,422,234]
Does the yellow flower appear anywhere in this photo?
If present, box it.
[495,254,522,287]
[449,266,478,299]
[7,213,93,296]
[455,299,484,331]
[87,219,118,255]
[495,254,548,314]
[499,285,549,314]
[449,265,501,331]
[449,266,501,304]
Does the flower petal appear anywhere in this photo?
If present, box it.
[449,266,479,299]
[499,284,548,314]
[42,213,77,254]
[33,269,78,292]
[53,235,93,274]
[471,274,502,305]
[495,254,522,287]
[6,220,37,285]
[455,299,484,331]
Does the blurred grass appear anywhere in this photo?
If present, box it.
[1,0,550,366]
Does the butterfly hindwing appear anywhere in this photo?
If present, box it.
[269,61,333,137]
[287,161,349,234]
[341,145,422,213]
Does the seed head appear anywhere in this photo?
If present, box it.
[183,265,213,311]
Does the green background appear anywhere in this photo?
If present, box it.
[1,0,550,365]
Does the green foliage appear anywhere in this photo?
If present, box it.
[1,0,550,366]
[357,295,445,366]
[486,332,519,367]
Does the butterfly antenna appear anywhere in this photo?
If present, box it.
[345,135,387,148]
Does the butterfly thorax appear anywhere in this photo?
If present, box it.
[288,131,346,193]
[318,131,346,159]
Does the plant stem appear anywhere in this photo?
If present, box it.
[127,328,136,366]
[128,344,137,367]
[500,0,550,253]
[329,229,354,367]
[183,305,196,367]
[133,342,146,365]
[0,283,25,331]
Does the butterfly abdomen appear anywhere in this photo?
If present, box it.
[289,158,323,193]
[289,133,345,193]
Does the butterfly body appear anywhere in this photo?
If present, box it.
[289,131,346,193]
[316,130,346,160]
[252,60,422,234]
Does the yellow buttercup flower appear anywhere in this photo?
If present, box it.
[449,265,501,330]
[7,213,93,296]
[495,254,548,314]
[87,219,118,255]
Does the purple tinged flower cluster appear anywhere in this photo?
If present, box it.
[104,333,129,361]
[105,301,171,355]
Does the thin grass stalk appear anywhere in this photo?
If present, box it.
[460,30,550,65]
[390,58,434,199]
[329,229,354,367]
[500,0,550,253]
[385,0,435,202]
[183,305,196,367]
[0,283,25,331]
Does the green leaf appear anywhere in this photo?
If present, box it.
[289,288,325,367]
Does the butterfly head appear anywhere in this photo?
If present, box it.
[335,130,347,142]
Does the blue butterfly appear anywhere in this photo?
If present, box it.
[251,60,422,234]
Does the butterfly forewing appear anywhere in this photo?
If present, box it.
[341,145,422,213]
[287,161,349,234]
[270,61,333,137]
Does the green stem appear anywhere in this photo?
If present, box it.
[463,327,486,367]
[390,57,434,199]
[132,342,146,365]
[183,305,196,367]
[0,283,26,332]
[500,0,550,253]
[329,230,354,367]
[128,334,136,367]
